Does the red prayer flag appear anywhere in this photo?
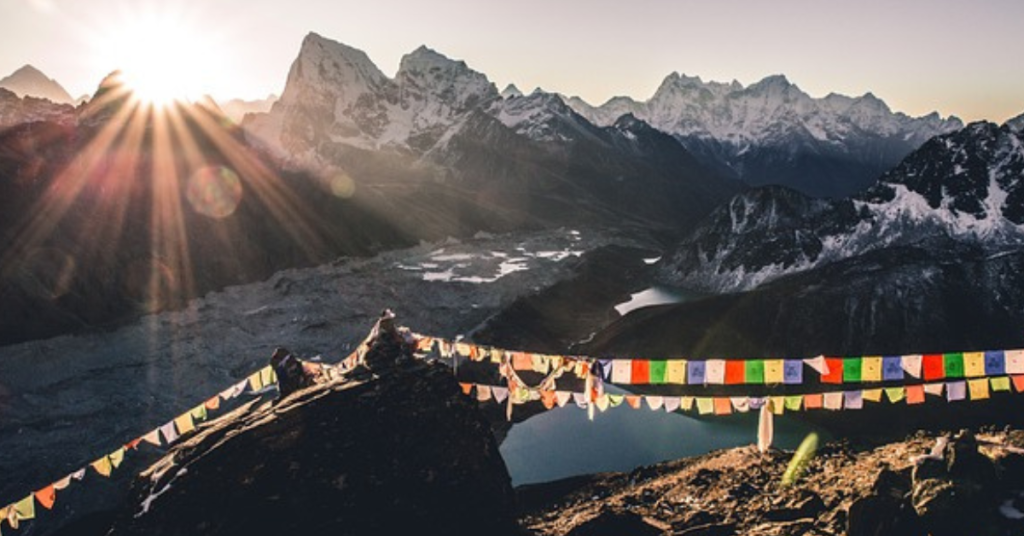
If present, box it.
[922,354,945,381]
[540,390,557,409]
[821,358,844,384]
[725,361,746,384]
[35,485,56,510]
[631,360,650,384]
[906,385,926,404]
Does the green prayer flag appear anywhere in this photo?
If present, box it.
[943,353,965,378]
[648,360,667,384]
[991,377,1011,392]
[745,360,765,384]
[784,396,803,411]
[843,357,863,382]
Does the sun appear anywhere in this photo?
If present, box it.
[91,5,226,106]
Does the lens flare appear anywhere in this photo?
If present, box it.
[187,166,243,219]
[328,171,356,199]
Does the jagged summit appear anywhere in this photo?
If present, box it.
[0,64,74,104]
[500,83,523,99]
[1007,111,1024,133]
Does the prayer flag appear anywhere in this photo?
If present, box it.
[1007,351,1024,374]
[843,357,863,383]
[991,377,1012,392]
[175,413,196,435]
[985,351,1006,376]
[696,397,714,415]
[490,349,504,365]
[204,396,220,411]
[1013,375,1024,392]
[13,495,34,521]
[572,392,588,408]
[541,391,557,410]
[611,360,632,384]
[783,360,803,384]
[745,360,765,384]
[160,422,179,444]
[91,457,112,477]
[906,385,926,405]
[885,387,906,403]
[725,360,746,384]
[71,469,85,481]
[844,391,864,410]
[863,389,883,402]
[608,394,624,408]
[882,356,904,381]
[946,381,966,401]
[664,397,681,412]
[861,357,882,382]
[595,394,610,412]
[758,403,774,454]
[665,360,687,384]
[902,354,924,378]
[247,371,264,392]
[821,358,844,384]
[646,396,665,411]
[625,395,642,409]
[631,360,651,384]
[141,429,162,447]
[649,361,667,384]
[943,353,965,378]
[923,383,944,396]
[803,355,828,375]
[803,394,823,409]
[477,385,492,402]
[556,391,571,407]
[190,405,208,422]
[688,361,706,384]
[922,354,945,381]
[53,476,72,491]
[731,397,750,413]
[109,448,125,469]
[963,352,986,377]
[531,354,550,374]
[764,360,784,384]
[459,383,472,395]
[705,359,726,384]
[681,397,695,411]
[512,352,533,371]
[784,396,803,411]
[823,392,843,410]
[492,387,509,403]
[968,378,990,400]
[260,365,275,387]
[713,397,732,415]
[34,485,55,510]
[770,396,785,415]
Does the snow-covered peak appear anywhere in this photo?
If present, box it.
[0,64,74,104]
[278,32,389,108]
[501,84,523,99]
[396,45,497,110]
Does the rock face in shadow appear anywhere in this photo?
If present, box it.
[106,361,519,536]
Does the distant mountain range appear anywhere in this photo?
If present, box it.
[0,64,74,104]
[566,73,962,198]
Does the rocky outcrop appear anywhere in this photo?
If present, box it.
[106,361,519,536]
[521,429,1024,536]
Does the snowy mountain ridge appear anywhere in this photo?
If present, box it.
[661,117,1024,292]
[566,73,963,197]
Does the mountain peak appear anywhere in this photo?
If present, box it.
[1006,112,1024,133]
[0,63,74,104]
[501,84,523,99]
[399,44,469,73]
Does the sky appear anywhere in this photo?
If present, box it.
[1,0,1022,122]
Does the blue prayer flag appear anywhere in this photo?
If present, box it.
[985,351,1005,376]
[688,361,706,384]
[783,360,803,384]
[882,356,904,381]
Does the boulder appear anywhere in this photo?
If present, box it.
[106,360,518,536]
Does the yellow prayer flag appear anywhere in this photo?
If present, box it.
[190,405,208,422]
[770,396,785,415]
[247,371,264,391]
[784,396,803,411]
[531,354,550,374]
[992,377,1012,392]
[595,394,610,412]
[109,448,125,469]
[490,349,504,365]
[91,457,112,477]
[763,360,785,384]
[861,357,883,382]
[174,413,196,435]
[863,389,883,402]
[968,378,991,400]
[681,396,694,411]
[963,352,986,377]
[260,365,275,386]
[884,387,906,403]
[696,397,713,415]
[608,394,624,407]
[665,360,687,384]
[14,495,35,521]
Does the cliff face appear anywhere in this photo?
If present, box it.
[106,361,519,536]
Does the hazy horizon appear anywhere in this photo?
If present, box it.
[2,0,1023,123]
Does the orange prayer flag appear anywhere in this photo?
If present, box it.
[1012,375,1024,392]
[625,395,642,409]
[34,485,56,510]
[204,396,221,411]
[713,397,732,415]
[540,390,557,410]
[459,382,473,396]
[512,352,533,371]
[803,394,823,409]
[906,385,926,405]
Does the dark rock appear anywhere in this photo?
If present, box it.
[674,521,737,536]
[106,361,518,536]
[765,490,825,522]
[911,433,1001,536]
[565,509,666,536]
